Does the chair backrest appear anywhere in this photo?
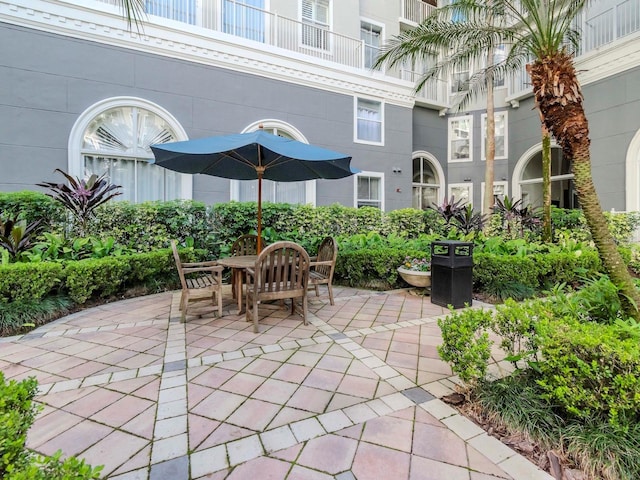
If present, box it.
[171,241,188,290]
[231,234,263,256]
[315,236,338,277]
[253,241,310,293]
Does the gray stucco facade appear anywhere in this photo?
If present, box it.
[2,19,640,212]
[0,22,414,210]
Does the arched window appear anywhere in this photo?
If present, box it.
[412,151,444,210]
[69,97,190,203]
[232,120,315,205]
[513,144,577,209]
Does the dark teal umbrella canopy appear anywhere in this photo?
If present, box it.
[150,130,357,181]
[150,130,358,250]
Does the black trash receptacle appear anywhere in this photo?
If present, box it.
[430,240,473,309]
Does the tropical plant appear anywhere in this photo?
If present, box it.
[452,204,486,234]
[378,0,640,319]
[430,195,466,225]
[0,217,43,261]
[37,169,122,237]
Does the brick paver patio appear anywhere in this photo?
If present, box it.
[0,285,552,479]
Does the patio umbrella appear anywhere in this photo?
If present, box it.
[150,129,357,251]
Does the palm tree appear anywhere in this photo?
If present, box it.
[376,1,508,217]
[377,0,640,318]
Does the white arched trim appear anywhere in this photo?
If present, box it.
[511,140,560,201]
[68,96,192,199]
[412,150,446,204]
[625,129,640,211]
[232,119,316,205]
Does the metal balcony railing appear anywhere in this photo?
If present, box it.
[400,0,436,25]
[509,0,640,97]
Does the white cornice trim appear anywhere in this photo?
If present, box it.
[0,0,416,108]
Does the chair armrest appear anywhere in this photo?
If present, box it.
[182,265,224,274]
[309,260,333,267]
[182,260,219,267]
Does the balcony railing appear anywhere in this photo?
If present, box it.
[97,0,365,69]
[509,0,640,98]
[401,0,436,25]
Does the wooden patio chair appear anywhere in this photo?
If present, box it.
[230,234,267,299]
[245,241,310,333]
[171,241,224,322]
[308,236,338,305]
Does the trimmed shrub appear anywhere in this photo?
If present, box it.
[63,257,131,304]
[0,191,65,228]
[0,263,62,303]
[473,253,541,297]
[335,248,428,289]
[0,372,101,479]
[536,318,640,426]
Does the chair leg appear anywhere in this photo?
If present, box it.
[314,284,320,297]
[216,288,223,318]
[302,294,308,326]
[252,296,260,334]
[291,297,295,315]
[180,292,188,323]
[328,283,335,306]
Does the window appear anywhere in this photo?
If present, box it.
[412,154,443,210]
[302,0,330,50]
[516,146,577,209]
[451,63,469,93]
[145,0,196,24]
[361,20,382,70]
[355,172,384,209]
[355,98,383,144]
[222,0,265,42]
[448,183,473,206]
[232,121,314,205]
[448,116,472,162]
[492,44,506,87]
[79,104,187,203]
[481,111,508,160]
[480,181,507,212]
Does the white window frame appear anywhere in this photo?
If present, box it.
[448,115,473,163]
[480,180,508,213]
[231,119,316,205]
[412,151,445,209]
[448,182,473,207]
[300,0,331,51]
[360,17,384,70]
[481,111,508,161]
[450,62,470,93]
[68,96,192,200]
[354,97,384,146]
[354,171,385,210]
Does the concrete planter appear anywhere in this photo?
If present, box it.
[397,267,432,288]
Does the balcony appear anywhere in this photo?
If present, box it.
[96,0,365,69]
[508,0,640,100]
[400,0,437,26]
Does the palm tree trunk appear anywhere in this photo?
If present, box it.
[541,124,552,243]
[483,50,496,217]
[529,53,640,320]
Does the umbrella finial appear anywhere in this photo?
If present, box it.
[258,123,264,130]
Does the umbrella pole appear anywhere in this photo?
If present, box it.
[257,166,264,253]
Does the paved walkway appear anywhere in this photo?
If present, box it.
[0,286,552,480]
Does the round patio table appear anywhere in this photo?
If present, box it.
[217,255,258,314]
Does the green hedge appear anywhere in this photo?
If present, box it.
[0,372,101,479]
[0,249,187,306]
[0,191,64,227]
[536,318,640,426]
[335,248,429,289]
[473,250,602,295]
[0,263,62,303]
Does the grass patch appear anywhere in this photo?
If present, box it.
[477,372,640,480]
[0,296,73,336]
